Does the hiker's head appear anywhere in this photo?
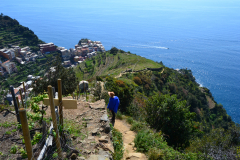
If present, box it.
[108,92,115,98]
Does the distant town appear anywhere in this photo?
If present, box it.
[0,39,105,104]
[0,39,105,76]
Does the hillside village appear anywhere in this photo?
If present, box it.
[0,39,105,105]
[0,39,105,76]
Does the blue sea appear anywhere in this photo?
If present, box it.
[1,0,240,123]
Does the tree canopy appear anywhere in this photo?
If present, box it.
[146,93,197,148]
[78,38,89,45]
[110,47,118,55]
[104,76,134,113]
[32,56,78,95]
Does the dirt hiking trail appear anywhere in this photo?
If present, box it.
[114,119,147,160]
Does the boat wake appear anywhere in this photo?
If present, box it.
[122,44,169,49]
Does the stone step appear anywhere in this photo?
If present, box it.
[87,155,109,160]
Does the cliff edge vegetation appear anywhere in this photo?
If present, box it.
[0,13,44,51]
[75,47,240,159]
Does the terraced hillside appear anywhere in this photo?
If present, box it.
[74,50,163,81]
[0,14,44,51]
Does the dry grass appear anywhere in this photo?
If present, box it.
[207,96,215,109]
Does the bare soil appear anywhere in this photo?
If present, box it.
[114,119,147,160]
[0,110,24,160]
[0,97,113,160]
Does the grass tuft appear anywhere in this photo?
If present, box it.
[111,126,124,160]
[126,117,134,124]
[116,111,123,120]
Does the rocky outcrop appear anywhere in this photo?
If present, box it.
[79,80,89,92]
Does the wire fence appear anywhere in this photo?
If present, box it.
[0,80,81,160]
[0,78,113,160]
[0,103,75,160]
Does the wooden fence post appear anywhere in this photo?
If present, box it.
[58,79,63,129]
[16,97,20,108]
[19,108,34,160]
[10,86,20,124]
[77,90,79,100]
[23,82,26,93]
[84,82,87,100]
[48,85,63,159]
[19,90,25,108]
[23,82,27,108]
[83,81,85,97]
[52,87,55,97]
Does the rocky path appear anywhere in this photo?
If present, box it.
[114,71,137,79]
[45,98,114,160]
[114,119,147,160]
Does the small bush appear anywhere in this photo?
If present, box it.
[19,147,27,159]
[135,129,201,159]
[127,117,134,124]
[96,76,103,81]
[115,80,125,87]
[1,122,12,128]
[110,47,118,55]
[31,132,42,145]
[134,130,165,153]
[148,147,164,160]
[116,111,123,120]
[130,121,145,132]
[10,145,18,154]
[52,152,58,158]
[112,127,124,160]
[133,76,142,85]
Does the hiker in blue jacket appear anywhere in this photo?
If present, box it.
[107,92,120,126]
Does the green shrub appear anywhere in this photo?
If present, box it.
[116,111,123,120]
[135,130,201,159]
[133,76,142,85]
[1,122,12,128]
[52,152,58,158]
[115,80,125,87]
[187,126,240,159]
[96,76,103,81]
[31,132,42,145]
[112,127,124,160]
[134,130,164,153]
[19,147,27,159]
[148,147,164,160]
[126,117,134,124]
[10,145,18,154]
[130,121,145,132]
[146,94,196,148]
[105,77,134,113]
[110,47,118,55]
[32,93,48,103]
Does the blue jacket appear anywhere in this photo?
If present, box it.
[107,96,120,113]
